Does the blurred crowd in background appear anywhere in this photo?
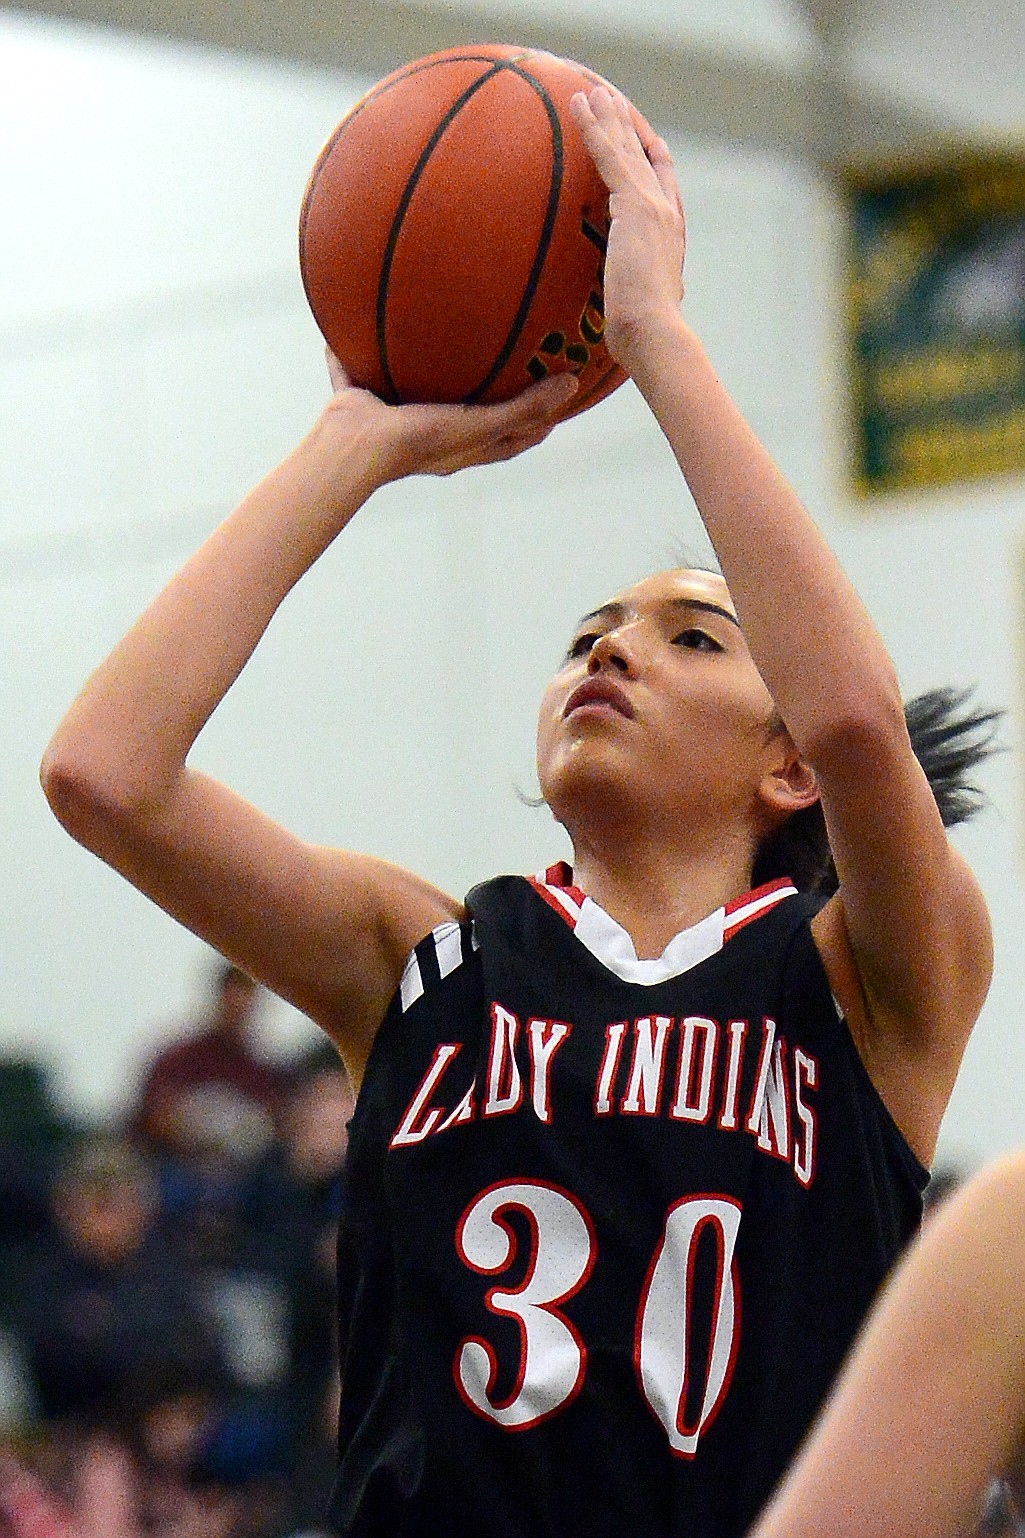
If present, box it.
[0,962,352,1538]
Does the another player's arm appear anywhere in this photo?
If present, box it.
[571,87,991,1164]
[749,1151,1025,1538]
[41,365,577,1085]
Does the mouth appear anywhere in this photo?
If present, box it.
[564,677,635,720]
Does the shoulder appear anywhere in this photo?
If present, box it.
[464,870,565,946]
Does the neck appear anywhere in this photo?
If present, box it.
[568,820,757,960]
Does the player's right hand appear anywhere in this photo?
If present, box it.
[323,348,579,484]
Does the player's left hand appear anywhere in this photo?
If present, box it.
[569,86,686,376]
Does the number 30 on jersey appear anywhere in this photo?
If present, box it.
[453,1179,741,1457]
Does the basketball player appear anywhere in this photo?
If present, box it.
[748,1148,1025,1537]
[40,85,996,1536]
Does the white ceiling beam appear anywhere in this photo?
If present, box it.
[12,0,953,163]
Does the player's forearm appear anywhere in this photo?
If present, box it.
[41,406,381,822]
[631,316,903,763]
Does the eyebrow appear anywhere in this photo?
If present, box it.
[575,597,742,630]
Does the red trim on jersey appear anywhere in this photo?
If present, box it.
[620,1015,674,1117]
[482,1004,524,1119]
[542,860,585,899]
[722,877,797,940]
[528,878,582,928]
[594,1022,628,1115]
[717,1019,748,1132]
[528,863,587,929]
[532,867,797,947]
[669,1016,718,1125]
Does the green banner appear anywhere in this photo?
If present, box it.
[848,155,1025,494]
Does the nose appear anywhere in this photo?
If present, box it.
[587,624,638,677]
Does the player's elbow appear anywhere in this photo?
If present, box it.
[802,668,908,779]
[41,744,110,847]
[40,738,161,852]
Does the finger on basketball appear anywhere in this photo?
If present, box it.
[605,84,645,144]
[568,89,597,134]
[515,372,580,417]
[624,97,661,157]
[492,425,556,463]
[325,348,351,393]
[481,374,578,439]
[583,85,621,138]
[648,137,685,219]
[569,92,626,189]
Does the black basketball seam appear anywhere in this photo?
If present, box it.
[304,51,596,406]
[375,61,510,402]
[299,51,534,302]
[462,62,565,404]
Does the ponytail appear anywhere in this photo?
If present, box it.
[751,687,1003,898]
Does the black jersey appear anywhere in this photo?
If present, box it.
[329,866,927,1538]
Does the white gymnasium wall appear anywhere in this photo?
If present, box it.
[1,14,1021,1162]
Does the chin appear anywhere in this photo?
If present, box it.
[541,750,650,833]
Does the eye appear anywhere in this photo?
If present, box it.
[672,628,723,653]
[565,631,601,661]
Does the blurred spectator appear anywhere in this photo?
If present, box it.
[245,1039,352,1267]
[117,1359,286,1537]
[13,1135,221,1425]
[0,1436,78,1537]
[0,1424,251,1538]
[0,1059,78,1333]
[0,1000,355,1534]
[131,964,292,1359]
[0,1331,37,1438]
[243,1045,352,1443]
[133,964,285,1169]
[0,1059,72,1172]
[274,1370,340,1538]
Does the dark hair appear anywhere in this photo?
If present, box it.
[751,687,1003,897]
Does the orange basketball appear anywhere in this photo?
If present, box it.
[298,45,641,419]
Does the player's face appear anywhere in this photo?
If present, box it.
[536,568,788,844]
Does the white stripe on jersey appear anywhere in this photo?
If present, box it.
[723,882,798,937]
[535,874,799,986]
[538,883,584,924]
[399,921,476,1012]
[574,899,728,986]
[400,951,425,1013]
[434,922,464,979]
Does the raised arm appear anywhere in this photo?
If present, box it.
[570,86,992,1162]
[749,1151,1025,1538]
[40,362,577,1085]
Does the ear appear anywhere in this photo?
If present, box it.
[758,743,819,821]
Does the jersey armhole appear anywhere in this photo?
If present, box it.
[351,917,479,1111]
[785,909,931,1196]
